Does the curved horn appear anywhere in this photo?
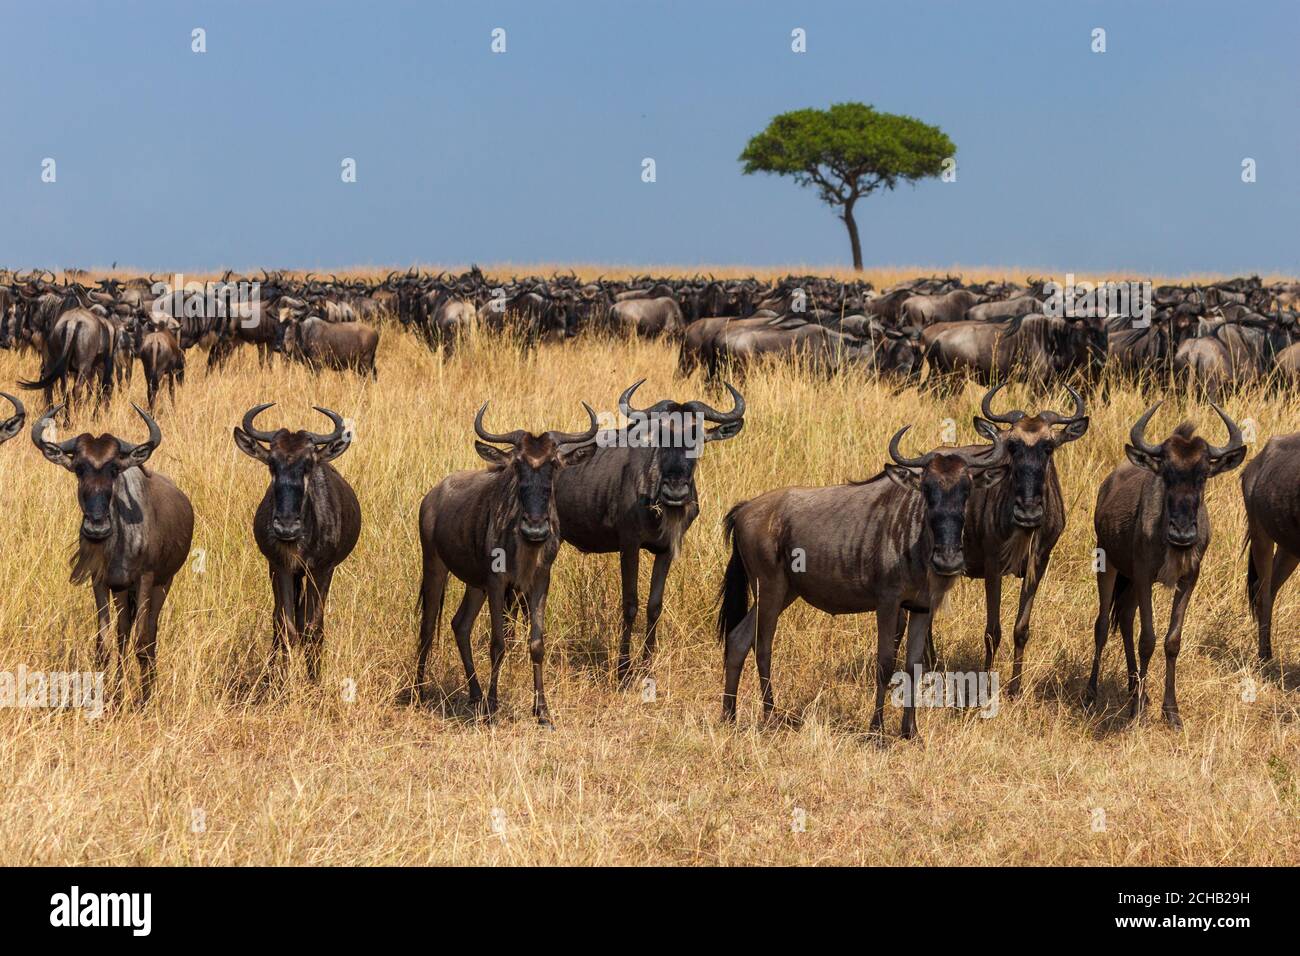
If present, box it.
[306,406,346,445]
[1204,402,1244,460]
[1128,402,1165,457]
[1039,383,1087,426]
[681,382,746,423]
[617,379,675,419]
[240,402,280,443]
[888,425,935,469]
[946,429,1006,468]
[117,403,163,456]
[30,404,78,452]
[979,383,1024,424]
[548,402,600,447]
[474,402,526,447]
[0,391,25,423]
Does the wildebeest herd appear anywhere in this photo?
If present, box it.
[1,265,1298,737]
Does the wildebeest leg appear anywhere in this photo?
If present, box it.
[721,607,757,722]
[485,587,507,717]
[982,573,1003,672]
[526,570,554,728]
[137,579,167,707]
[1160,571,1198,728]
[641,551,672,669]
[301,567,335,683]
[414,553,450,698]
[292,571,306,644]
[451,588,487,710]
[1263,550,1300,662]
[1008,551,1051,698]
[1132,580,1156,720]
[753,584,791,720]
[112,589,136,704]
[616,546,640,684]
[871,605,904,735]
[899,610,931,740]
[271,568,298,668]
[93,582,113,676]
[1086,564,1118,708]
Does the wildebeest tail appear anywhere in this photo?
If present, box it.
[716,502,750,643]
[18,334,72,390]
[1108,572,1131,633]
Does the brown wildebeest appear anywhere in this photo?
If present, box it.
[0,392,24,445]
[717,421,1007,739]
[610,297,684,338]
[19,307,118,414]
[1242,430,1300,662]
[138,326,185,410]
[415,403,599,726]
[31,403,194,706]
[234,404,361,681]
[280,317,379,378]
[947,383,1089,695]
[1087,402,1246,726]
[554,381,745,681]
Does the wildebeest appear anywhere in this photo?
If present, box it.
[233,404,361,681]
[1087,402,1246,726]
[414,403,600,725]
[19,306,118,413]
[554,381,745,681]
[280,317,379,378]
[0,392,24,445]
[717,421,1007,738]
[138,326,185,410]
[31,403,194,706]
[1242,429,1300,663]
[946,383,1089,695]
[610,297,684,338]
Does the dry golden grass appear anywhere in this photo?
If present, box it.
[0,320,1297,865]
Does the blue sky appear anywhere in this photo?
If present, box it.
[2,0,1296,274]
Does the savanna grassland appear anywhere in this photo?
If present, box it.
[0,271,1297,865]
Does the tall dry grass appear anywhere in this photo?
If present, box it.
[0,321,1296,865]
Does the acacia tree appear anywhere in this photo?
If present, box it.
[740,103,954,270]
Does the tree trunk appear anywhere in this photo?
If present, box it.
[841,197,863,271]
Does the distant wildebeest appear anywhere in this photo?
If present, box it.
[610,297,685,338]
[554,381,745,681]
[19,307,118,413]
[1087,402,1245,726]
[280,317,379,378]
[415,402,600,725]
[900,289,985,327]
[234,404,361,681]
[0,392,24,445]
[1242,429,1300,663]
[717,420,1007,738]
[942,383,1089,695]
[925,314,1106,392]
[31,403,194,706]
[138,326,185,410]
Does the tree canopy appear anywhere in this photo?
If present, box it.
[740,103,955,269]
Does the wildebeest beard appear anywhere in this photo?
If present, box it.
[68,467,147,585]
[641,445,693,560]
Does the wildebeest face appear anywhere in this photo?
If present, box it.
[618,381,746,508]
[234,404,352,542]
[32,404,161,541]
[976,384,1089,529]
[1124,404,1246,548]
[474,410,599,545]
[886,420,1007,576]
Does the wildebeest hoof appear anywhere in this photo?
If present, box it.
[1163,709,1183,729]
